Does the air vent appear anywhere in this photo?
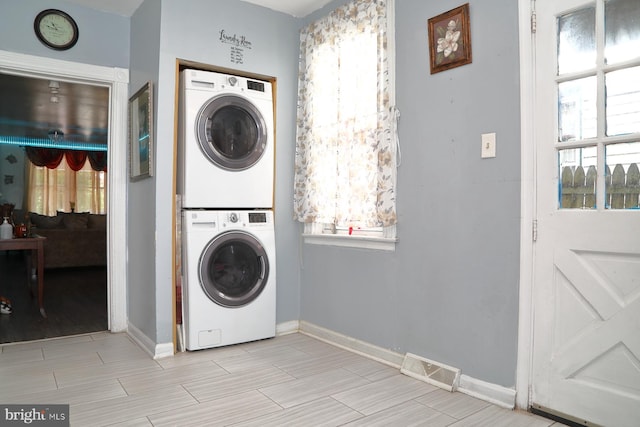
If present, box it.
[400,353,461,392]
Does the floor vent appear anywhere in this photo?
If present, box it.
[400,353,461,392]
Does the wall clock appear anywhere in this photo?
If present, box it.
[34,9,79,51]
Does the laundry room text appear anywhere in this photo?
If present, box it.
[219,30,252,49]
[219,30,252,65]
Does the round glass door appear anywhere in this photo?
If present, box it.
[196,95,267,171]
[199,231,269,307]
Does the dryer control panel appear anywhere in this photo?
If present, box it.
[248,212,267,223]
[247,80,265,92]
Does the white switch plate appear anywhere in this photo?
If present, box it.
[481,133,496,158]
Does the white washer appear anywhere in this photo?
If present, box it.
[178,69,274,209]
[182,209,276,350]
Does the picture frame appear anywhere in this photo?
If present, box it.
[428,3,472,74]
[129,81,153,180]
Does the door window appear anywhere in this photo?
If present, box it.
[556,0,640,210]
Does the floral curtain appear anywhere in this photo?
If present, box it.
[293,0,397,228]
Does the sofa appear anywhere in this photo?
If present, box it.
[28,211,107,269]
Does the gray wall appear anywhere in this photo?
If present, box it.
[0,0,129,68]
[1,0,522,388]
[298,0,521,387]
[127,0,162,345]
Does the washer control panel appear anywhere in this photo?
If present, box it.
[219,211,272,228]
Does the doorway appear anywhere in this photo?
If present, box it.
[0,49,128,339]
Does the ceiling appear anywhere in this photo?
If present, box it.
[0,0,331,151]
[0,73,110,147]
[65,0,332,18]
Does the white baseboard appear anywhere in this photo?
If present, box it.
[128,318,517,408]
[298,321,405,368]
[127,323,174,359]
[297,321,516,409]
[458,374,516,409]
[276,320,299,336]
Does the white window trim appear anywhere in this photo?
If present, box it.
[302,0,398,251]
[302,217,399,253]
[303,234,397,251]
[302,224,398,252]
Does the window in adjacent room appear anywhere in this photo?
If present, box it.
[293,0,399,251]
[27,149,107,215]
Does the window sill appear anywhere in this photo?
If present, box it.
[302,233,397,251]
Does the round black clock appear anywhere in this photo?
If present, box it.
[34,9,79,51]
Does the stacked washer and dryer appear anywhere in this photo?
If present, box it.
[178,69,276,351]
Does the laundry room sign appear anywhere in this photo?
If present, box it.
[219,29,252,64]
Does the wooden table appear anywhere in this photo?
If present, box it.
[0,236,47,317]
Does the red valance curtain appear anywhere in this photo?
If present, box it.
[65,151,87,171]
[25,147,64,169]
[25,148,107,172]
[88,151,107,172]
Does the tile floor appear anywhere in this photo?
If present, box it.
[0,332,566,426]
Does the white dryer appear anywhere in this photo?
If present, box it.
[182,209,276,350]
[178,69,274,209]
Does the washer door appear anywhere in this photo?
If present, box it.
[196,94,267,171]
[199,231,269,307]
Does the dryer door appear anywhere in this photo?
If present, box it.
[196,94,267,171]
[199,230,269,307]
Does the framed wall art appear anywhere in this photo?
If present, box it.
[129,81,153,180]
[428,3,472,74]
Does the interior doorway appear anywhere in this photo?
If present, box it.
[0,49,129,340]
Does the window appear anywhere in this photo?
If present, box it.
[28,153,107,215]
[293,0,398,250]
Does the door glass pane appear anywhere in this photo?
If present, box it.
[606,141,640,209]
[606,66,640,136]
[605,0,640,64]
[558,77,597,141]
[559,147,598,209]
[558,7,596,75]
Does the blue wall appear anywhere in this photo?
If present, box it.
[0,0,129,68]
[2,0,522,388]
[398,0,520,386]
[297,0,521,387]
[128,0,163,347]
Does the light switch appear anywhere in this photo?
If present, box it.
[481,133,496,158]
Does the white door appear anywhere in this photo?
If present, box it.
[531,1,640,426]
